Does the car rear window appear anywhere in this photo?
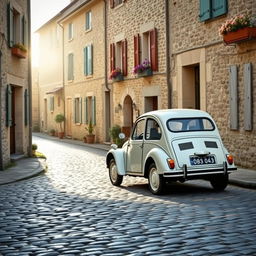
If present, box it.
[167,118,215,132]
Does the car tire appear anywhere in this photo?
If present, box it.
[148,163,165,195]
[109,159,123,186]
[210,174,229,191]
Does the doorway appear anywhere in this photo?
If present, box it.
[144,96,158,112]
[122,95,133,137]
[10,86,15,154]
[182,64,200,109]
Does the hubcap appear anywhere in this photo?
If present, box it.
[110,163,118,182]
[149,167,159,191]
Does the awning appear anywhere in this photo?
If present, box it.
[46,87,63,94]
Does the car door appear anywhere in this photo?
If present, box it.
[126,118,145,173]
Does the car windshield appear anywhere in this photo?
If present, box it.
[167,117,215,132]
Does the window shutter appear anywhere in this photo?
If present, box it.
[229,65,238,130]
[150,28,158,71]
[7,3,14,47]
[110,0,114,8]
[68,53,74,80]
[244,63,252,131]
[89,44,93,75]
[84,97,88,124]
[199,0,211,21]
[73,98,76,123]
[24,89,29,126]
[6,85,12,127]
[110,43,115,71]
[49,96,54,111]
[212,0,227,18]
[84,47,87,75]
[92,96,96,125]
[122,39,127,76]
[22,16,28,46]
[134,34,140,67]
[79,97,82,123]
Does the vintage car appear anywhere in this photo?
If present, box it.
[106,109,237,195]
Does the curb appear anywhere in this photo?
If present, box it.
[229,178,256,189]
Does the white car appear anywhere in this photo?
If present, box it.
[106,109,237,195]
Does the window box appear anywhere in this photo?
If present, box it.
[113,73,124,82]
[11,46,27,58]
[138,68,153,78]
[223,27,256,44]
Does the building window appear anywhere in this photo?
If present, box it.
[7,3,27,48]
[68,53,74,81]
[134,28,158,71]
[74,97,82,124]
[199,0,228,22]
[68,23,73,40]
[84,44,93,76]
[85,11,92,31]
[49,96,54,112]
[84,96,96,125]
[110,39,127,76]
[110,0,125,8]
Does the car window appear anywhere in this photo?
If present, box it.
[132,119,145,140]
[145,119,162,140]
[167,118,215,132]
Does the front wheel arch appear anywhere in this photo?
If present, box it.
[144,157,155,178]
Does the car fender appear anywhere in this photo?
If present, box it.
[144,147,170,175]
[106,149,126,176]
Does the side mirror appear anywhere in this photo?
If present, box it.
[119,133,125,139]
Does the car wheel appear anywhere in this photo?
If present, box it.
[109,159,123,186]
[148,163,165,195]
[210,174,228,191]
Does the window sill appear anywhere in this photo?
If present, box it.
[85,28,92,33]
[85,75,93,79]
[68,38,74,42]
[113,3,124,10]
[68,79,74,83]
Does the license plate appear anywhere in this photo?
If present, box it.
[190,155,216,165]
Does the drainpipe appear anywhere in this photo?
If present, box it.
[27,0,32,156]
[0,50,3,170]
[165,0,172,109]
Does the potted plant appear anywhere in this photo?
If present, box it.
[85,120,95,144]
[219,14,256,44]
[109,68,124,82]
[133,59,152,77]
[49,129,55,136]
[55,114,65,139]
[32,144,38,156]
[11,43,27,58]
[109,125,124,148]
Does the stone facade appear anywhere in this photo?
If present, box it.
[170,0,256,168]
[0,0,30,169]
[107,0,168,137]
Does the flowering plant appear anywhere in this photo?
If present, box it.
[109,68,122,79]
[133,59,151,74]
[219,14,256,36]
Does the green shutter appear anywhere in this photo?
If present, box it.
[92,96,96,125]
[6,85,12,127]
[24,89,29,125]
[73,98,76,123]
[49,96,54,111]
[7,3,14,47]
[79,97,82,123]
[212,0,227,18]
[22,16,28,46]
[89,44,93,75]
[84,47,87,75]
[84,97,88,124]
[68,53,74,80]
[199,0,211,21]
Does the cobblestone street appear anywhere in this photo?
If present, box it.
[0,136,256,256]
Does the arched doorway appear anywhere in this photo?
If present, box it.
[122,95,133,137]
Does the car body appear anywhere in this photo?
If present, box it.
[106,109,237,194]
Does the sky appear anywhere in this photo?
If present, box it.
[31,0,70,66]
[31,0,70,32]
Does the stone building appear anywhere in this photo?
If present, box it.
[106,0,170,138]
[35,11,65,136]
[0,0,31,170]
[170,0,256,168]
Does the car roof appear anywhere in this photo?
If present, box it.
[140,109,213,122]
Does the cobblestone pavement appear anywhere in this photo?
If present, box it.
[0,137,256,256]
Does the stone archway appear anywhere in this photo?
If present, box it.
[122,95,133,137]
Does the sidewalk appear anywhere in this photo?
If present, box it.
[0,132,255,189]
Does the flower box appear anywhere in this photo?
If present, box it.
[223,27,256,44]
[11,47,27,58]
[138,68,153,77]
[113,73,124,82]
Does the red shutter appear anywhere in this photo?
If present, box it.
[110,0,114,8]
[110,43,115,71]
[122,39,127,76]
[150,28,158,71]
[134,34,140,67]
